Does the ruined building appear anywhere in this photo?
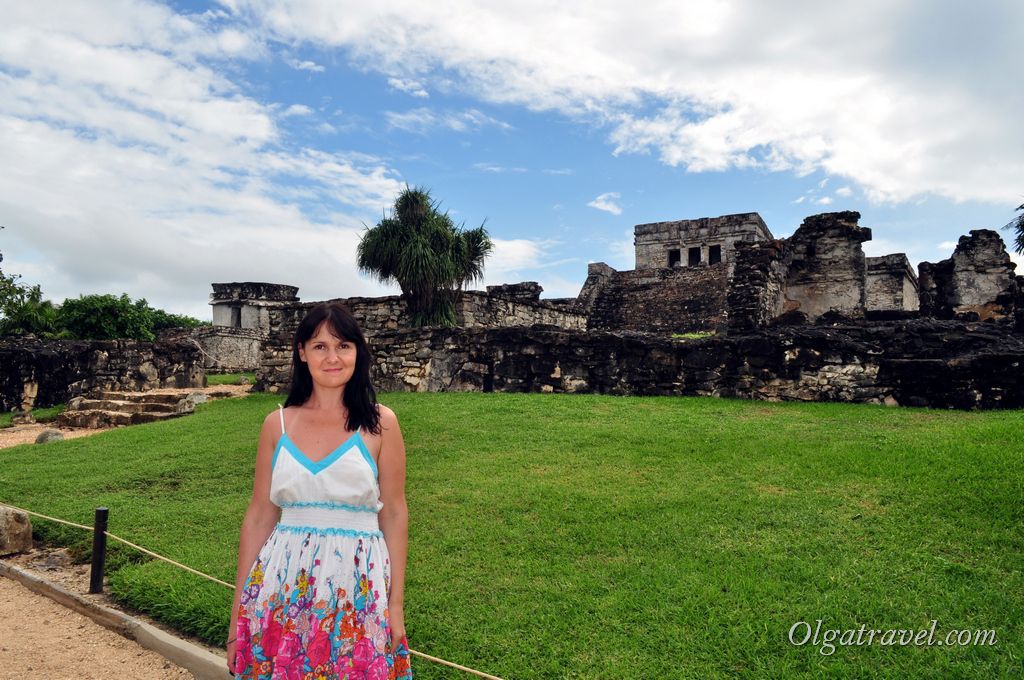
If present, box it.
[187,209,1023,409]
[578,210,923,334]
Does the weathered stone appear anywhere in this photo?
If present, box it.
[866,254,919,312]
[0,337,203,411]
[11,410,35,425]
[34,428,64,444]
[784,212,871,321]
[918,230,1018,322]
[0,506,32,556]
[634,212,774,276]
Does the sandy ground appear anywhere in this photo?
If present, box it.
[0,573,194,679]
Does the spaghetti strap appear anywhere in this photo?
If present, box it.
[278,404,286,435]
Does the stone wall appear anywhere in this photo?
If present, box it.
[784,212,871,320]
[918,230,1019,322]
[726,239,791,331]
[166,326,264,373]
[583,263,729,334]
[866,254,919,312]
[459,284,586,330]
[252,321,1024,409]
[255,288,586,392]
[0,337,203,411]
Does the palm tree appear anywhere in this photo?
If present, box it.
[1006,202,1024,254]
[357,187,494,327]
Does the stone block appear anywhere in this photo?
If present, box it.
[0,506,32,555]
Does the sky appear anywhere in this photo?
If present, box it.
[1,0,1022,320]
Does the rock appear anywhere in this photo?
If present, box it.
[11,410,35,425]
[137,360,159,384]
[175,391,209,414]
[0,506,32,556]
[34,429,64,444]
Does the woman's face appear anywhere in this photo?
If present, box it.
[298,321,358,388]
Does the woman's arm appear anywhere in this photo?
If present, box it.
[377,404,409,646]
[227,412,282,669]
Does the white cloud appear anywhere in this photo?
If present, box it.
[473,163,526,173]
[470,237,583,295]
[836,186,853,197]
[285,56,325,72]
[384,107,510,134]
[792,196,806,204]
[0,3,403,318]
[588,192,623,216]
[543,168,574,175]
[815,196,834,206]
[226,0,1024,205]
[282,104,313,116]
[387,77,429,98]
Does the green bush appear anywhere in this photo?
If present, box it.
[58,293,156,340]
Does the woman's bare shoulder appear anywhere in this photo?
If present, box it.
[375,403,398,424]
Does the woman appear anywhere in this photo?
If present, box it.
[228,302,412,679]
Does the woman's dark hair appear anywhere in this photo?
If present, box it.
[284,302,381,436]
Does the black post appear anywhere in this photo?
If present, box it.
[89,507,108,594]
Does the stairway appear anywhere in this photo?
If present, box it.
[56,387,245,429]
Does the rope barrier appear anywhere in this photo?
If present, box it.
[0,500,503,679]
[0,502,93,531]
[103,530,236,589]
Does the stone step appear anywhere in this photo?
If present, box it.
[77,399,179,414]
[92,391,184,405]
[56,409,183,429]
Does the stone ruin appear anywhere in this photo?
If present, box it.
[0,336,203,412]
[9,209,1014,413]
[593,210,925,333]
[918,230,1020,323]
[212,208,1023,409]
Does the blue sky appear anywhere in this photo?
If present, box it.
[1,1,1021,318]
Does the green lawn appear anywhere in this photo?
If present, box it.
[1,393,1021,679]
[0,404,64,428]
[206,372,256,386]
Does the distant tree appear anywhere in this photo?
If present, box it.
[151,308,209,332]
[357,186,493,327]
[57,293,156,340]
[0,233,59,336]
[56,294,207,340]
[0,282,59,336]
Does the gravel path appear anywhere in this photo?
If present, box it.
[0,575,193,679]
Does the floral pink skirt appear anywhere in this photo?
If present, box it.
[233,529,412,680]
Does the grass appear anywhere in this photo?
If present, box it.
[0,393,1021,678]
[671,331,716,340]
[206,372,255,386]
[0,404,65,428]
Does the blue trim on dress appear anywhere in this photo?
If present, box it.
[279,500,378,513]
[277,431,372,476]
[276,523,382,538]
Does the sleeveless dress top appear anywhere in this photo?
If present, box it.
[234,406,412,680]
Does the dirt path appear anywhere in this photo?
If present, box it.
[0,574,194,679]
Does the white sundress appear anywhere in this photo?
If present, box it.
[233,406,412,680]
